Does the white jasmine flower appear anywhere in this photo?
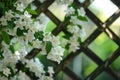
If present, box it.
[17,71,30,80]
[25,30,35,42]
[5,10,14,21]
[14,19,25,29]
[43,33,52,42]
[0,16,7,26]
[32,39,42,48]
[15,2,25,12]
[69,37,80,52]
[26,58,45,78]
[47,46,64,63]
[48,66,54,77]
[77,7,86,17]
[37,13,49,26]
[65,7,75,16]
[22,11,31,22]
[3,68,11,77]
[51,36,60,46]
[68,25,79,33]
[41,45,47,55]
[70,16,79,25]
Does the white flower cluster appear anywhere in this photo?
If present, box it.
[0,0,67,80]
[0,0,87,80]
[66,6,87,52]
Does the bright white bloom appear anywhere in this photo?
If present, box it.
[32,39,42,48]
[3,68,11,77]
[48,66,54,77]
[69,37,80,52]
[14,19,25,29]
[15,2,25,12]
[68,25,79,33]
[25,30,35,42]
[70,16,79,25]
[77,7,86,17]
[37,13,49,26]
[22,11,31,22]
[0,16,7,26]
[47,46,64,63]
[5,10,14,21]
[43,33,52,42]
[17,71,30,80]
[26,58,45,78]
[51,36,60,46]
[65,7,75,16]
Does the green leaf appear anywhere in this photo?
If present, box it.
[45,41,52,53]
[26,8,37,15]
[63,32,73,40]
[78,37,82,44]
[34,31,44,40]
[16,28,26,36]
[9,45,15,53]
[77,16,88,21]
[2,31,10,44]
[65,43,70,49]
[0,2,5,8]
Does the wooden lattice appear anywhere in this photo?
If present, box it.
[25,0,120,80]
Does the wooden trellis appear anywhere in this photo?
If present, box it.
[25,0,120,80]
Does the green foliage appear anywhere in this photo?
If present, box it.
[34,31,44,40]
[77,16,88,21]
[45,41,52,53]
[26,8,37,15]
[16,28,26,36]
[1,31,10,44]
[9,45,15,53]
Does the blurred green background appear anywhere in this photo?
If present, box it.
[41,0,120,80]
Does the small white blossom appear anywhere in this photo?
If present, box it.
[65,7,75,16]
[77,7,86,17]
[69,37,80,52]
[32,39,42,48]
[48,67,54,77]
[14,2,25,12]
[3,68,11,77]
[0,16,7,26]
[25,30,35,42]
[51,36,60,46]
[47,46,64,63]
[5,10,14,21]
[43,33,52,42]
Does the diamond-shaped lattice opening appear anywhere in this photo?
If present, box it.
[110,56,120,75]
[45,20,56,33]
[81,17,97,41]
[48,1,67,21]
[69,53,98,79]
[55,71,72,80]
[110,17,120,38]
[94,71,114,80]
[88,0,118,22]
[88,32,118,61]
